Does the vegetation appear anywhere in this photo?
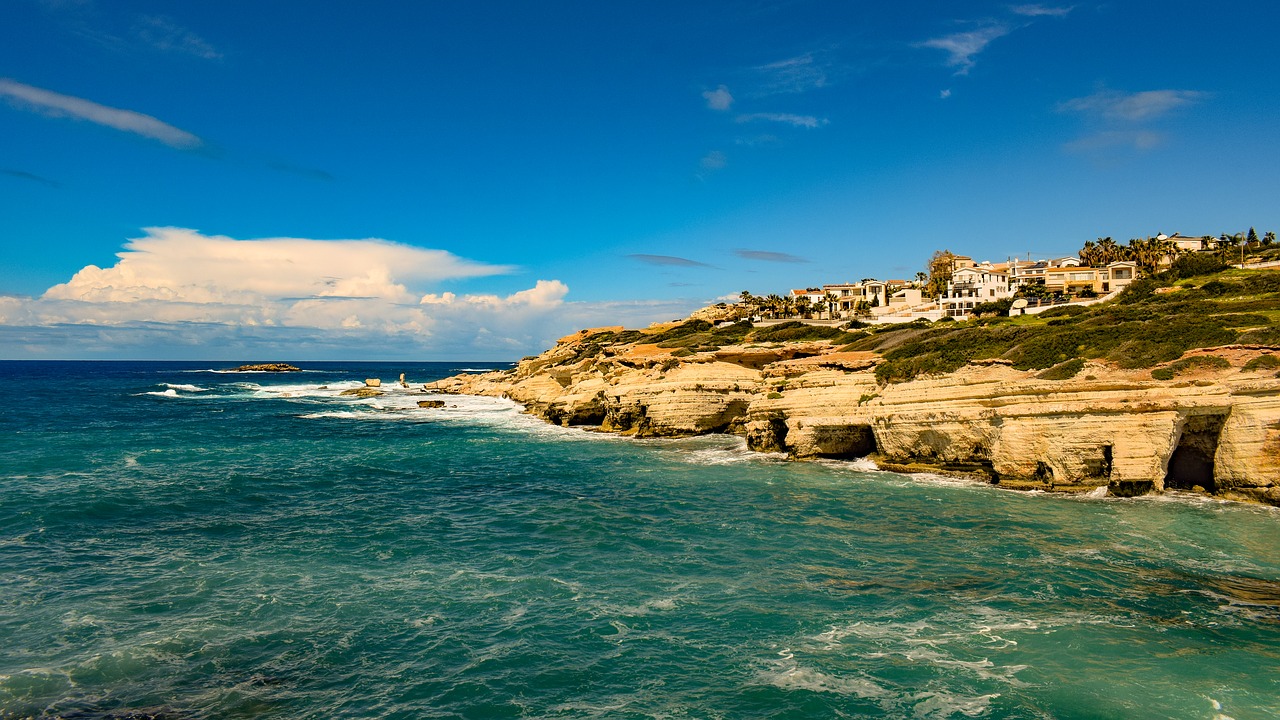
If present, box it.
[1243,354,1280,371]
[752,321,861,344]
[1150,355,1231,380]
[873,266,1280,384]
[1037,358,1086,380]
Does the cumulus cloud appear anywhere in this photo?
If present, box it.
[0,78,202,148]
[1058,89,1204,122]
[42,227,511,305]
[916,25,1010,75]
[702,85,733,111]
[735,112,828,128]
[0,229,704,359]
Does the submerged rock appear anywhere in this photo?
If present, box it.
[417,400,446,408]
[339,388,384,398]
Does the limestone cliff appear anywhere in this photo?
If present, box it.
[431,328,1280,506]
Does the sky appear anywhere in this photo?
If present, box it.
[2,1,1278,360]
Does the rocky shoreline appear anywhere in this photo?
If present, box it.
[432,325,1280,507]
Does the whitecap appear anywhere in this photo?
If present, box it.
[163,383,207,392]
[140,389,179,398]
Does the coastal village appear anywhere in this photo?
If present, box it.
[733,230,1279,324]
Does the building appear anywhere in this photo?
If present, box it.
[1042,261,1140,295]
[940,266,1012,318]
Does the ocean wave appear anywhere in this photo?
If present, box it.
[163,383,208,392]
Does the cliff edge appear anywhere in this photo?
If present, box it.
[433,269,1280,506]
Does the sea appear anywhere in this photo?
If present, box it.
[1,361,1278,720]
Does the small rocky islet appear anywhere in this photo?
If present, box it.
[228,363,301,372]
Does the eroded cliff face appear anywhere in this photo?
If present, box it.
[431,331,1280,506]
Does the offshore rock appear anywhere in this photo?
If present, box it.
[340,387,384,398]
[230,363,300,372]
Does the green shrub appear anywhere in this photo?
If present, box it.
[1164,253,1228,280]
[766,391,783,399]
[650,319,713,343]
[972,297,1014,317]
[753,321,854,342]
[1238,326,1280,345]
[1151,355,1232,379]
[1243,354,1280,371]
[1038,358,1085,380]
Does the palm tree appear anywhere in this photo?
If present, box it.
[823,291,839,320]
[1096,237,1121,264]
[764,294,783,319]
[795,296,812,319]
[1079,239,1099,267]
[1264,231,1276,247]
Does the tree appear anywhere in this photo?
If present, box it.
[1264,231,1276,247]
[1079,239,1099,266]
[1248,227,1259,247]
[914,271,928,284]
[823,291,839,320]
[925,249,956,298]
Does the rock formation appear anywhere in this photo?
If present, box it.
[433,327,1280,506]
[230,363,301,372]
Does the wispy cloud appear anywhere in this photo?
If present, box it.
[699,150,727,171]
[1058,89,1205,122]
[702,85,733,111]
[132,15,221,59]
[2,168,61,188]
[916,25,1010,75]
[734,249,809,263]
[1009,4,1074,17]
[628,254,716,268]
[0,78,202,149]
[753,53,829,95]
[1064,130,1163,153]
[736,112,828,128]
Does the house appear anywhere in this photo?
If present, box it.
[1043,261,1140,295]
[940,266,1011,318]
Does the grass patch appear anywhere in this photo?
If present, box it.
[1150,355,1231,380]
[1037,358,1085,380]
[1243,354,1280,371]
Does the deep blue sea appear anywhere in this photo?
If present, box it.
[2,361,1279,719]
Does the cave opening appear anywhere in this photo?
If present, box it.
[810,424,877,459]
[1165,413,1228,492]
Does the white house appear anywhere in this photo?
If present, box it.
[940,266,1012,318]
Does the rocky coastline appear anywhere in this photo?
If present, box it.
[431,321,1280,507]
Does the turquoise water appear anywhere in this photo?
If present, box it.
[2,361,1279,719]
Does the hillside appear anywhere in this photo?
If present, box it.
[432,262,1280,505]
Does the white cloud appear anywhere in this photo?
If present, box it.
[133,15,221,59]
[0,228,701,360]
[940,88,952,99]
[1058,89,1204,122]
[0,78,202,148]
[702,85,733,111]
[43,227,511,305]
[1009,4,1074,17]
[916,25,1010,75]
[735,112,829,128]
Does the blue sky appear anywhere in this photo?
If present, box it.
[2,1,1278,359]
